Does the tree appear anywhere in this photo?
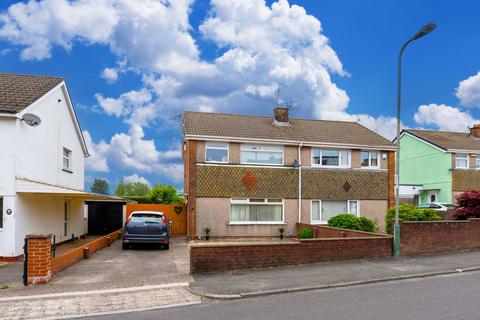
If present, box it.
[453,190,480,219]
[147,185,183,204]
[115,181,150,196]
[91,178,110,195]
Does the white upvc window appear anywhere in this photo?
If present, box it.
[455,154,469,169]
[312,149,350,168]
[240,144,283,165]
[476,157,480,169]
[205,142,229,163]
[230,198,283,224]
[311,200,360,224]
[360,150,379,168]
[63,147,72,171]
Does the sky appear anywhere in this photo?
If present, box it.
[1,0,480,192]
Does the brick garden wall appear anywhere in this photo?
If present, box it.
[190,236,393,273]
[400,219,480,255]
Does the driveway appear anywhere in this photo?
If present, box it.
[0,236,191,296]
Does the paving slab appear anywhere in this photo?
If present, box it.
[190,249,480,297]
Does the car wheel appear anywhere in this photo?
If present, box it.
[122,243,129,250]
[164,242,170,250]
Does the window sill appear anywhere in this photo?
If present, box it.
[227,222,287,226]
[62,168,73,174]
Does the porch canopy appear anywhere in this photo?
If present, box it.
[16,177,123,201]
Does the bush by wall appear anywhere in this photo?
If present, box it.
[327,214,377,232]
[385,204,441,233]
[298,227,313,239]
[453,190,480,219]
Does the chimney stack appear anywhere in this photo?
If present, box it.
[469,124,480,138]
[273,107,289,126]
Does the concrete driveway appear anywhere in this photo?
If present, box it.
[0,236,191,296]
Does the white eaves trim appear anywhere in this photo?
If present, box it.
[19,81,90,157]
[185,134,396,151]
[398,131,447,153]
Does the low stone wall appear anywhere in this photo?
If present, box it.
[52,229,122,275]
[296,223,386,238]
[190,230,393,273]
[400,219,480,255]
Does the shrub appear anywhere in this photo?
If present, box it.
[358,217,377,233]
[328,214,360,230]
[298,227,313,239]
[385,204,442,233]
[327,214,377,232]
[453,190,480,219]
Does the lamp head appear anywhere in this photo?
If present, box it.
[413,23,436,40]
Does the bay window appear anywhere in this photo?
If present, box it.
[455,154,468,169]
[240,144,283,165]
[312,149,350,167]
[311,200,359,224]
[360,151,379,168]
[205,142,229,163]
[230,198,283,223]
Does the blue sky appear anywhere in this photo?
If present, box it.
[1,0,479,192]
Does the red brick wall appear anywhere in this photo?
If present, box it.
[296,223,384,238]
[26,234,52,285]
[185,140,197,239]
[191,237,393,273]
[400,219,480,255]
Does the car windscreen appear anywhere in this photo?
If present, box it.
[130,214,163,223]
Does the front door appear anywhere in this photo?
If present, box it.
[427,191,438,203]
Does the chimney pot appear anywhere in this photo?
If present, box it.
[470,124,480,138]
[273,107,289,125]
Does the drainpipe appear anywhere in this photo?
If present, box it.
[297,143,303,223]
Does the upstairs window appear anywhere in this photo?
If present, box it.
[361,151,379,168]
[455,154,468,169]
[63,148,72,171]
[312,149,350,167]
[240,144,283,165]
[205,142,228,163]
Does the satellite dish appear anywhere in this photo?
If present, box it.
[22,113,42,127]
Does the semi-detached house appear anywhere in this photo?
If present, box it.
[183,107,396,238]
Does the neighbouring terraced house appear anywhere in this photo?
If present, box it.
[398,127,480,205]
[183,107,396,237]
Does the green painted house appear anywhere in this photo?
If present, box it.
[398,126,480,205]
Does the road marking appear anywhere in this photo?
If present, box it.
[0,282,191,302]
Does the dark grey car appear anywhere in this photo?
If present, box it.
[122,211,170,250]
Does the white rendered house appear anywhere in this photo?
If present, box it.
[0,73,111,259]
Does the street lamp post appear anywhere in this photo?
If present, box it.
[393,23,436,256]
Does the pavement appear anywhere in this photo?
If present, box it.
[189,249,480,299]
[81,270,480,320]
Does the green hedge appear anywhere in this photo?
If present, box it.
[385,204,442,233]
[298,227,314,239]
[327,214,377,232]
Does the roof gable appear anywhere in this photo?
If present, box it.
[403,129,480,152]
[0,73,64,113]
[184,111,395,148]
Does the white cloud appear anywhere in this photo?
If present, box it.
[413,104,479,132]
[101,67,118,83]
[95,88,153,124]
[123,174,150,186]
[83,130,109,173]
[456,71,480,108]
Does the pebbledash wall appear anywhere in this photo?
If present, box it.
[187,140,394,238]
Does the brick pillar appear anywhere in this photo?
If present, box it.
[186,140,197,239]
[387,151,395,208]
[26,234,52,285]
